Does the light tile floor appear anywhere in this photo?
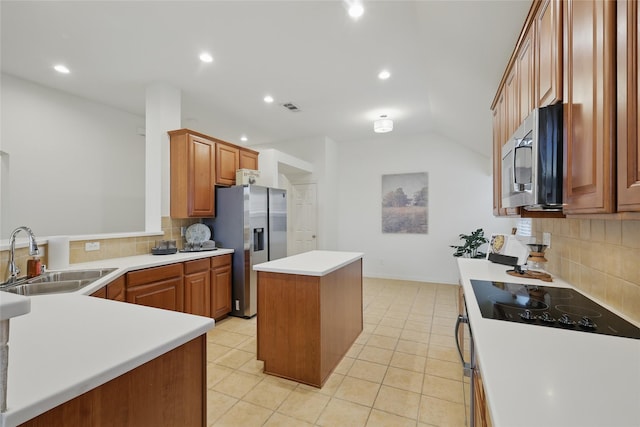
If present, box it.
[206,277,467,427]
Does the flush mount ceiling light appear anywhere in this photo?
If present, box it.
[347,2,364,19]
[240,135,248,142]
[263,95,274,103]
[378,70,391,80]
[199,52,213,63]
[53,64,70,74]
[374,115,393,133]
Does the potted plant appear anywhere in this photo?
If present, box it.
[450,228,488,258]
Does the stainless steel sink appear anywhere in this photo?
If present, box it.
[5,279,95,296]
[1,268,117,295]
[25,268,117,284]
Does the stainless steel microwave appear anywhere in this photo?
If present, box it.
[501,104,563,210]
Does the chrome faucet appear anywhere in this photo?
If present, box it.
[6,226,39,283]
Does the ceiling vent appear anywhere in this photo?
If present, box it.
[281,102,302,112]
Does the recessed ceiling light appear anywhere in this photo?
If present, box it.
[240,136,248,142]
[378,70,391,80]
[54,64,70,74]
[199,52,213,63]
[264,95,274,103]
[348,3,364,19]
[374,115,393,133]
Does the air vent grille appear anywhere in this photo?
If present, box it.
[281,102,301,112]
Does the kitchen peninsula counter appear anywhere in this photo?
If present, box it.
[255,250,364,387]
[457,258,640,427]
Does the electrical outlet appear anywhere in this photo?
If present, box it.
[542,232,551,248]
[85,242,100,252]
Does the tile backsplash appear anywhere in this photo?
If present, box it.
[532,218,640,323]
[0,217,200,279]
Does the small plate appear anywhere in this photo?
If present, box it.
[185,223,211,244]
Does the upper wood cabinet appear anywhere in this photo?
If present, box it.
[216,143,240,186]
[617,0,640,211]
[563,0,616,214]
[518,25,535,123]
[239,149,259,171]
[169,130,216,218]
[169,129,260,217]
[536,0,562,107]
[504,65,519,139]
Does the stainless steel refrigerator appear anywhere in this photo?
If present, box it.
[205,185,287,318]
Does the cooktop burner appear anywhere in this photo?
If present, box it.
[470,280,640,339]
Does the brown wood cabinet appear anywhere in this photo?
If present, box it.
[20,336,206,427]
[169,130,216,218]
[90,276,125,301]
[536,0,562,107]
[211,254,232,320]
[473,362,493,427]
[563,0,616,214]
[184,258,211,317]
[257,258,363,388]
[216,143,240,186]
[239,148,259,170]
[504,65,519,139]
[518,25,535,123]
[617,0,640,211]
[126,263,184,312]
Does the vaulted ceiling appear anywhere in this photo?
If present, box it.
[1,1,531,157]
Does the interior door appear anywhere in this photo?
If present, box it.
[291,183,317,254]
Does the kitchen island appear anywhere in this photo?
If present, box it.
[458,258,640,427]
[254,250,363,387]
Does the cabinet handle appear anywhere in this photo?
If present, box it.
[455,314,472,377]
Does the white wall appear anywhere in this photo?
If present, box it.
[0,73,145,237]
[337,131,514,284]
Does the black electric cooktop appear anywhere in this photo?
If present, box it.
[470,279,640,339]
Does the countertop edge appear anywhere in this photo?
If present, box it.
[253,250,364,276]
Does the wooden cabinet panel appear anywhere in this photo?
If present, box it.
[126,264,184,312]
[618,0,640,211]
[505,65,519,138]
[107,276,125,301]
[211,254,232,320]
[518,26,535,122]
[90,276,125,301]
[184,258,211,317]
[216,143,240,186]
[21,336,206,427]
[536,0,562,107]
[563,0,616,214]
[239,149,259,170]
[169,130,216,218]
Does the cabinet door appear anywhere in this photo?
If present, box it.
[126,264,184,312]
[211,255,232,320]
[170,131,216,218]
[184,258,211,317]
[518,25,535,122]
[107,276,126,302]
[505,65,519,138]
[239,149,259,170]
[473,365,493,427]
[536,0,562,107]
[618,0,640,211]
[216,143,240,186]
[563,0,616,214]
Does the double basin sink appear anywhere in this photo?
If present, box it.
[0,268,117,296]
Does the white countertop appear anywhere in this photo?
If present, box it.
[0,250,230,427]
[44,248,234,296]
[0,293,30,321]
[457,258,640,427]
[253,250,364,276]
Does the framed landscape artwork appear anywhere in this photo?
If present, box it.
[381,172,428,234]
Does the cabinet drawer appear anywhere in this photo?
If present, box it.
[127,263,183,287]
[184,258,210,275]
[211,254,232,268]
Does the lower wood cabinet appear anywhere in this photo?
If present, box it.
[19,336,206,427]
[211,254,232,320]
[184,258,211,317]
[126,263,184,312]
[90,276,125,301]
[473,362,493,427]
